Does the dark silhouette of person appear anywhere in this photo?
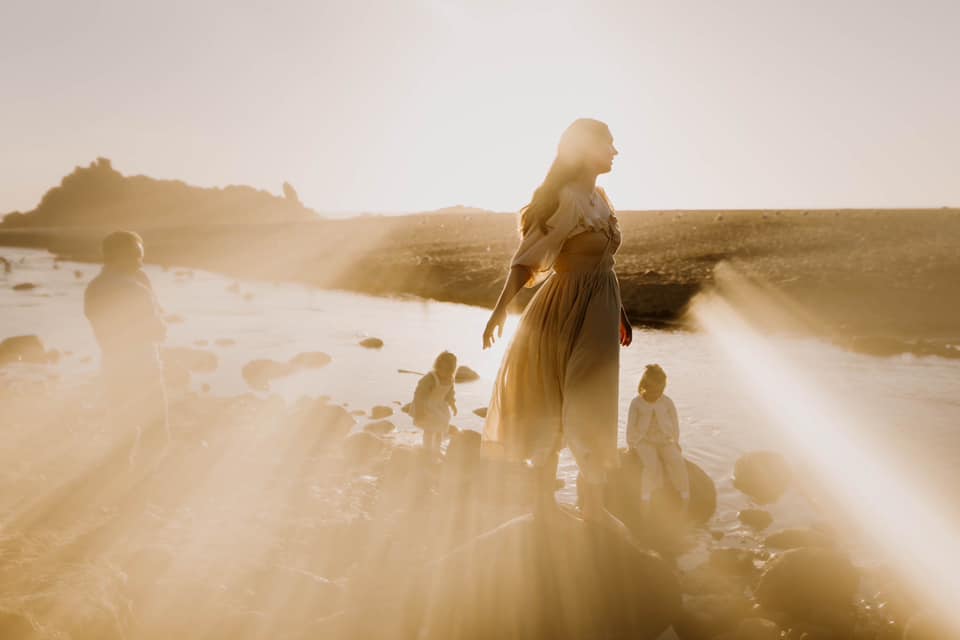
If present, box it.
[84,231,169,464]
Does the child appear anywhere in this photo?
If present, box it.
[412,351,458,458]
[626,364,690,506]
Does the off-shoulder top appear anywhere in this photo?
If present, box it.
[510,184,620,287]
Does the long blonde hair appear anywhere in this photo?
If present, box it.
[519,118,614,236]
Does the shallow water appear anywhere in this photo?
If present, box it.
[3,246,960,553]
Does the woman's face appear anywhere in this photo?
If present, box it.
[584,134,618,175]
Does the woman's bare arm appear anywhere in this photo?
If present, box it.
[483,265,531,349]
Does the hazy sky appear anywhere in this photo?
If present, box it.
[1,0,958,215]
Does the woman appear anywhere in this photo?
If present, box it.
[482,118,632,526]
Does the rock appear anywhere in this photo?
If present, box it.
[708,548,758,578]
[674,593,752,640]
[733,451,792,504]
[289,351,332,368]
[12,282,37,291]
[363,420,395,436]
[454,365,480,382]
[0,335,55,365]
[162,347,218,373]
[755,548,859,618]
[342,432,388,466]
[370,405,393,419]
[764,527,833,550]
[401,402,413,415]
[305,403,356,443]
[417,513,681,640]
[735,617,781,640]
[164,313,186,324]
[241,358,298,391]
[739,508,774,530]
[350,409,365,416]
[358,337,384,349]
[74,269,84,279]
[472,407,488,418]
[598,451,717,544]
[214,338,236,347]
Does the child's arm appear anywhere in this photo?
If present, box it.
[446,385,457,415]
[625,397,644,451]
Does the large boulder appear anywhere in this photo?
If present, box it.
[595,450,717,543]
[416,513,681,640]
[733,451,792,504]
[755,548,859,619]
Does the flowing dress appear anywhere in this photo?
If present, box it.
[482,185,623,482]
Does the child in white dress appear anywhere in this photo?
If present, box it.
[626,364,690,506]
[413,351,458,457]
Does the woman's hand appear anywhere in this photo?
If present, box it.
[619,307,633,347]
[483,308,507,349]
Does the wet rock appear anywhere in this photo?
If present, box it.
[0,335,56,365]
[305,403,356,443]
[342,431,388,466]
[12,282,37,291]
[733,617,781,640]
[370,405,393,419]
[364,420,396,436]
[472,407,488,418]
[708,548,759,578]
[454,365,480,382]
[162,347,218,373]
[756,548,859,618]
[675,593,752,640]
[599,451,717,542]
[289,351,332,368]
[739,508,773,530]
[241,358,298,391]
[733,451,792,504]
[764,527,833,550]
[417,513,681,640]
[358,337,384,349]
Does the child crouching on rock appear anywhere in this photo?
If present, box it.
[412,351,458,458]
[626,364,690,507]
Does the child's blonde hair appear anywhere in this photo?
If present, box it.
[638,363,667,393]
[434,350,457,372]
